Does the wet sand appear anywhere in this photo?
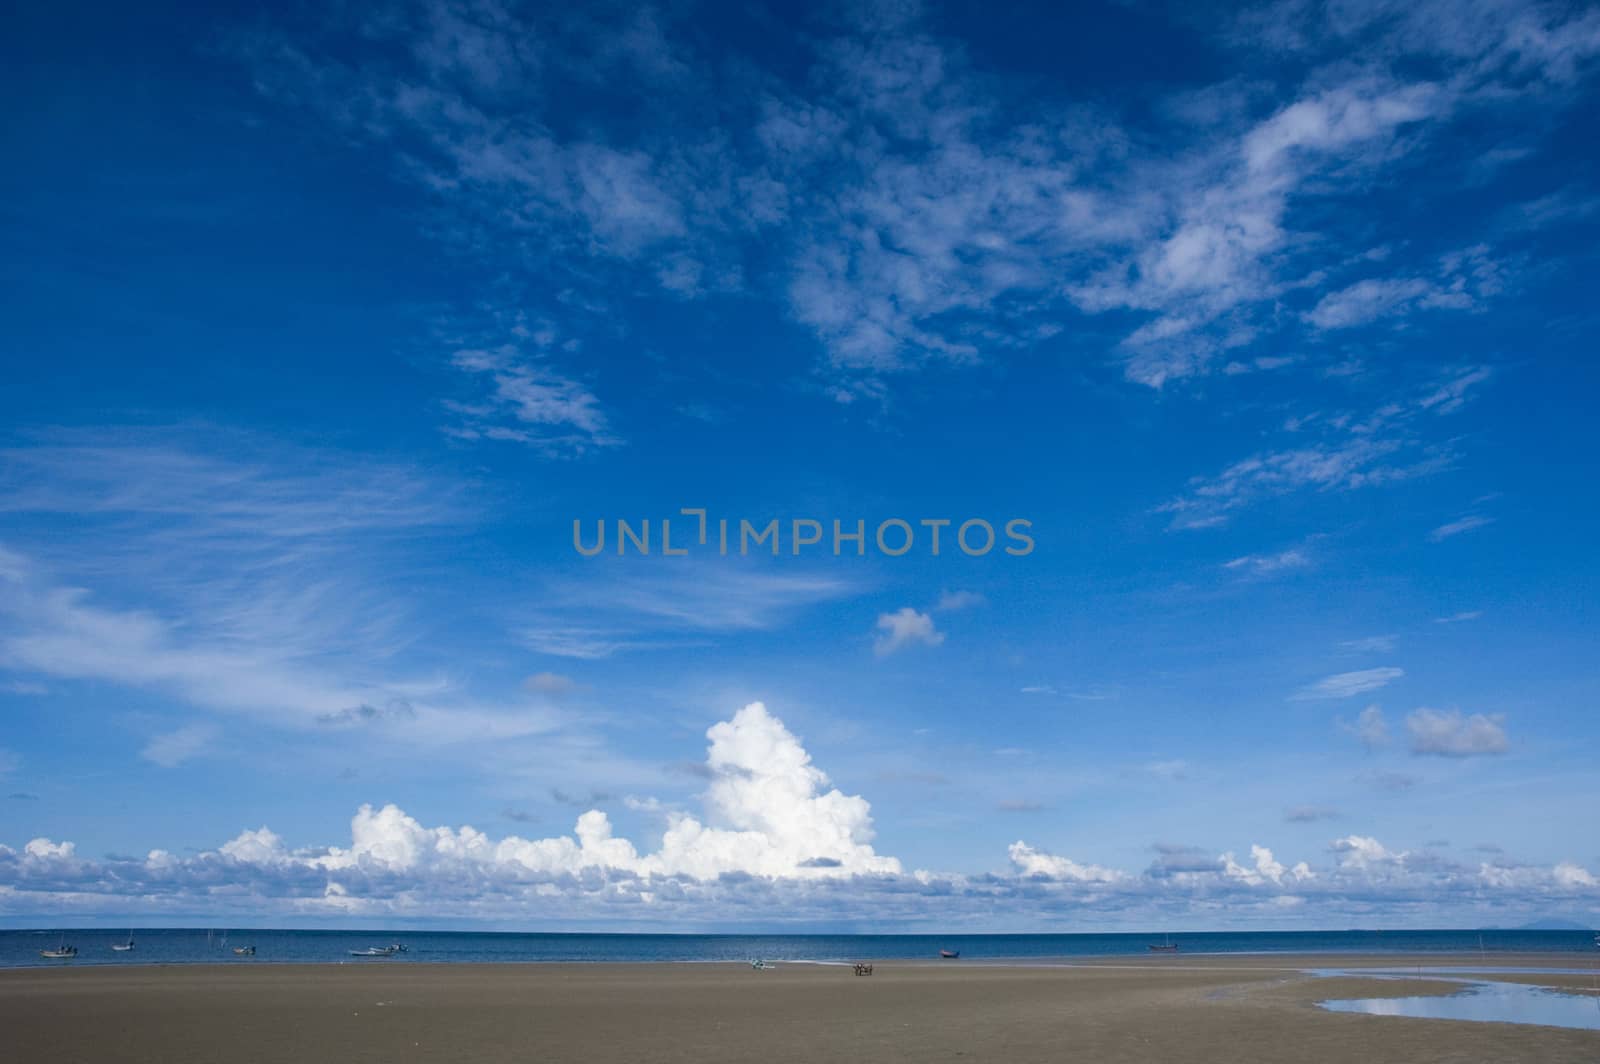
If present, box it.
[3,952,1596,1063]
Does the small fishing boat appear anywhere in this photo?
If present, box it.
[938,949,960,959]
[41,936,77,959]
[232,946,256,956]
[111,932,135,952]
[1148,934,1178,953]
[349,945,404,957]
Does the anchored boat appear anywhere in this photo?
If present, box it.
[349,944,408,957]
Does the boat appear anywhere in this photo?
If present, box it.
[938,949,960,959]
[111,932,135,952]
[232,946,256,956]
[349,945,404,957]
[1148,934,1178,953]
[41,936,77,959]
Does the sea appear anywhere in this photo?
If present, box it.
[3,928,1596,969]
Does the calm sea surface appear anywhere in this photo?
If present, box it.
[3,928,1596,969]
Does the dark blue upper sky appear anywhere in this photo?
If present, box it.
[1,0,1597,930]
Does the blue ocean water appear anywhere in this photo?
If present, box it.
[3,928,1596,969]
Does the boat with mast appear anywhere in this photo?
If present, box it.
[111,931,135,952]
[40,934,77,960]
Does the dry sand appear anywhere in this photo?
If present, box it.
[4,952,1597,1063]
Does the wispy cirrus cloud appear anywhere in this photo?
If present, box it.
[1434,610,1484,624]
[1162,367,1490,528]
[1294,667,1404,701]
[1223,547,1311,576]
[1429,515,1495,542]
[1339,635,1396,653]
[444,342,618,455]
[140,723,220,768]
[520,563,862,660]
[1304,245,1503,330]
[0,432,578,752]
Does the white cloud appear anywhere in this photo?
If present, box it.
[1007,841,1127,883]
[1304,247,1500,330]
[524,672,576,697]
[1161,368,1489,528]
[1224,548,1311,575]
[0,544,565,749]
[3,771,1595,925]
[873,607,944,657]
[216,702,900,883]
[444,342,618,455]
[234,2,1596,402]
[522,564,860,659]
[1434,610,1483,624]
[1306,277,1439,329]
[23,838,76,861]
[1406,707,1509,757]
[140,724,220,768]
[1223,844,1313,886]
[1330,834,1406,870]
[1293,667,1404,700]
[934,590,984,612]
[1553,861,1597,889]
[1342,704,1391,750]
[220,826,288,864]
[1428,515,1494,542]
[1340,635,1396,653]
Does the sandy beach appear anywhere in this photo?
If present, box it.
[4,952,1597,1063]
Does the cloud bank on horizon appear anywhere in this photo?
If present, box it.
[4,703,1594,928]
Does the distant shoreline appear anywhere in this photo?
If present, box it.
[6,946,1598,972]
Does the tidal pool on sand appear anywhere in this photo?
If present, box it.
[1320,979,1600,1032]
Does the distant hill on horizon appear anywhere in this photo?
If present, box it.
[1511,918,1596,931]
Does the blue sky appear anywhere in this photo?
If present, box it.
[1,0,1598,930]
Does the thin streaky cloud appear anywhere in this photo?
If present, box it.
[1428,515,1495,542]
[1292,667,1404,701]
[1434,611,1484,624]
